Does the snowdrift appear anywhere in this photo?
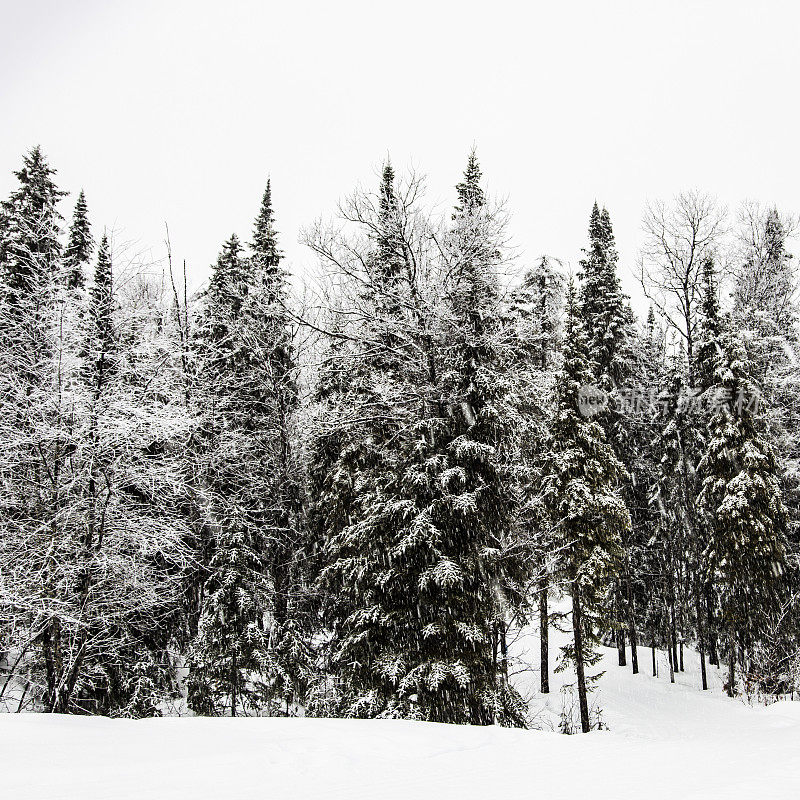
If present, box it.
[4,624,800,800]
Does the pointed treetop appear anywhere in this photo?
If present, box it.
[588,201,602,239]
[90,233,114,345]
[94,233,112,289]
[455,148,486,213]
[207,233,250,306]
[64,189,94,289]
[379,159,397,216]
[13,146,61,189]
[599,207,616,250]
[0,145,66,291]
[251,178,282,273]
[700,255,720,329]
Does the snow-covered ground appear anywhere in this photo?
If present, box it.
[3,620,799,799]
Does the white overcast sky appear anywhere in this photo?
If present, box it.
[2,0,799,309]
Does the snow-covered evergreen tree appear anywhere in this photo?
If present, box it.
[187,234,273,715]
[0,146,65,304]
[312,157,525,725]
[63,189,93,290]
[504,255,564,693]
[578,203,638,668]
[248,179,309,712]
[542,280,629,732]
[697,320,789,696]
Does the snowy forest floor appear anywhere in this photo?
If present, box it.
[3,614,799,799]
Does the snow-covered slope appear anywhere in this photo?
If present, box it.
[3,619,799,799]
[3,702,798,799]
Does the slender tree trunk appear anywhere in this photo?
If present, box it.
[572,584,590,734]
[540,584,549,694]
[705,584,719,666]
[491,623,498,679]
[666,623,675,684]
[652,643,657,677]
[625,579,639,674]
[499,622,509,683]
[16,681,30,713]
[231,654,237,717]
[670,606,679,673]
[617,603,627,667]
[727,623,736,698]
[695,593,708,690]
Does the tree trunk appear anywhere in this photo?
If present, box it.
[695,593,708,690]
[705,585,719,666]
[670,607,679,674]
[231,654,237,717]
[499,621,509,683]
[572,584,590,734]
[666,624,675,684]
[540,585,549,694]
[652,643,657,677]
[727,624,736,698]
[625,580,639,674]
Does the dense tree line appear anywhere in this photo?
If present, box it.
[0,147,797,731]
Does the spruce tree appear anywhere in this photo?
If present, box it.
[504,256,564,693]
[187,234,272,716]
[64,189,93,290]
[435,150,524,723]
[697,320,788,696]
[0,146,66,304]
[248,179,308,711]
[578,203,637,669]
[88,234,114,366]
[542,280,629,732]
[251,179,283,290]
[316,156,525,725]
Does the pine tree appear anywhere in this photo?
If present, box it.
[315,156,525,725]
[0,146,66,305]
[251,179,283,290]
[505,256,564,693]
[63,190,93,290]
[697,320,789,696]
[579,203,633,386]
[542,280,629,732]
[578,203,637,670]
[434,150,525,724]
[88,234,114,365]
[248,179,308,712]
[695,256,723,392]
[187,234,272,715]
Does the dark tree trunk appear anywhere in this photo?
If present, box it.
[499,621,509,682]
[695,593,708,690]
[539,585,549,693]
[666,624,675,684]
[705,585,719,666]
[727,624,736,698]
[625,579,639,674]
[652,643,657,677]
[670,606,679,674]
[231,654,237,717]
[572,584,590,734]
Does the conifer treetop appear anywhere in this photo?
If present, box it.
[64,189,94,289]
[455,149,486,214]
[252,178,282,273]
